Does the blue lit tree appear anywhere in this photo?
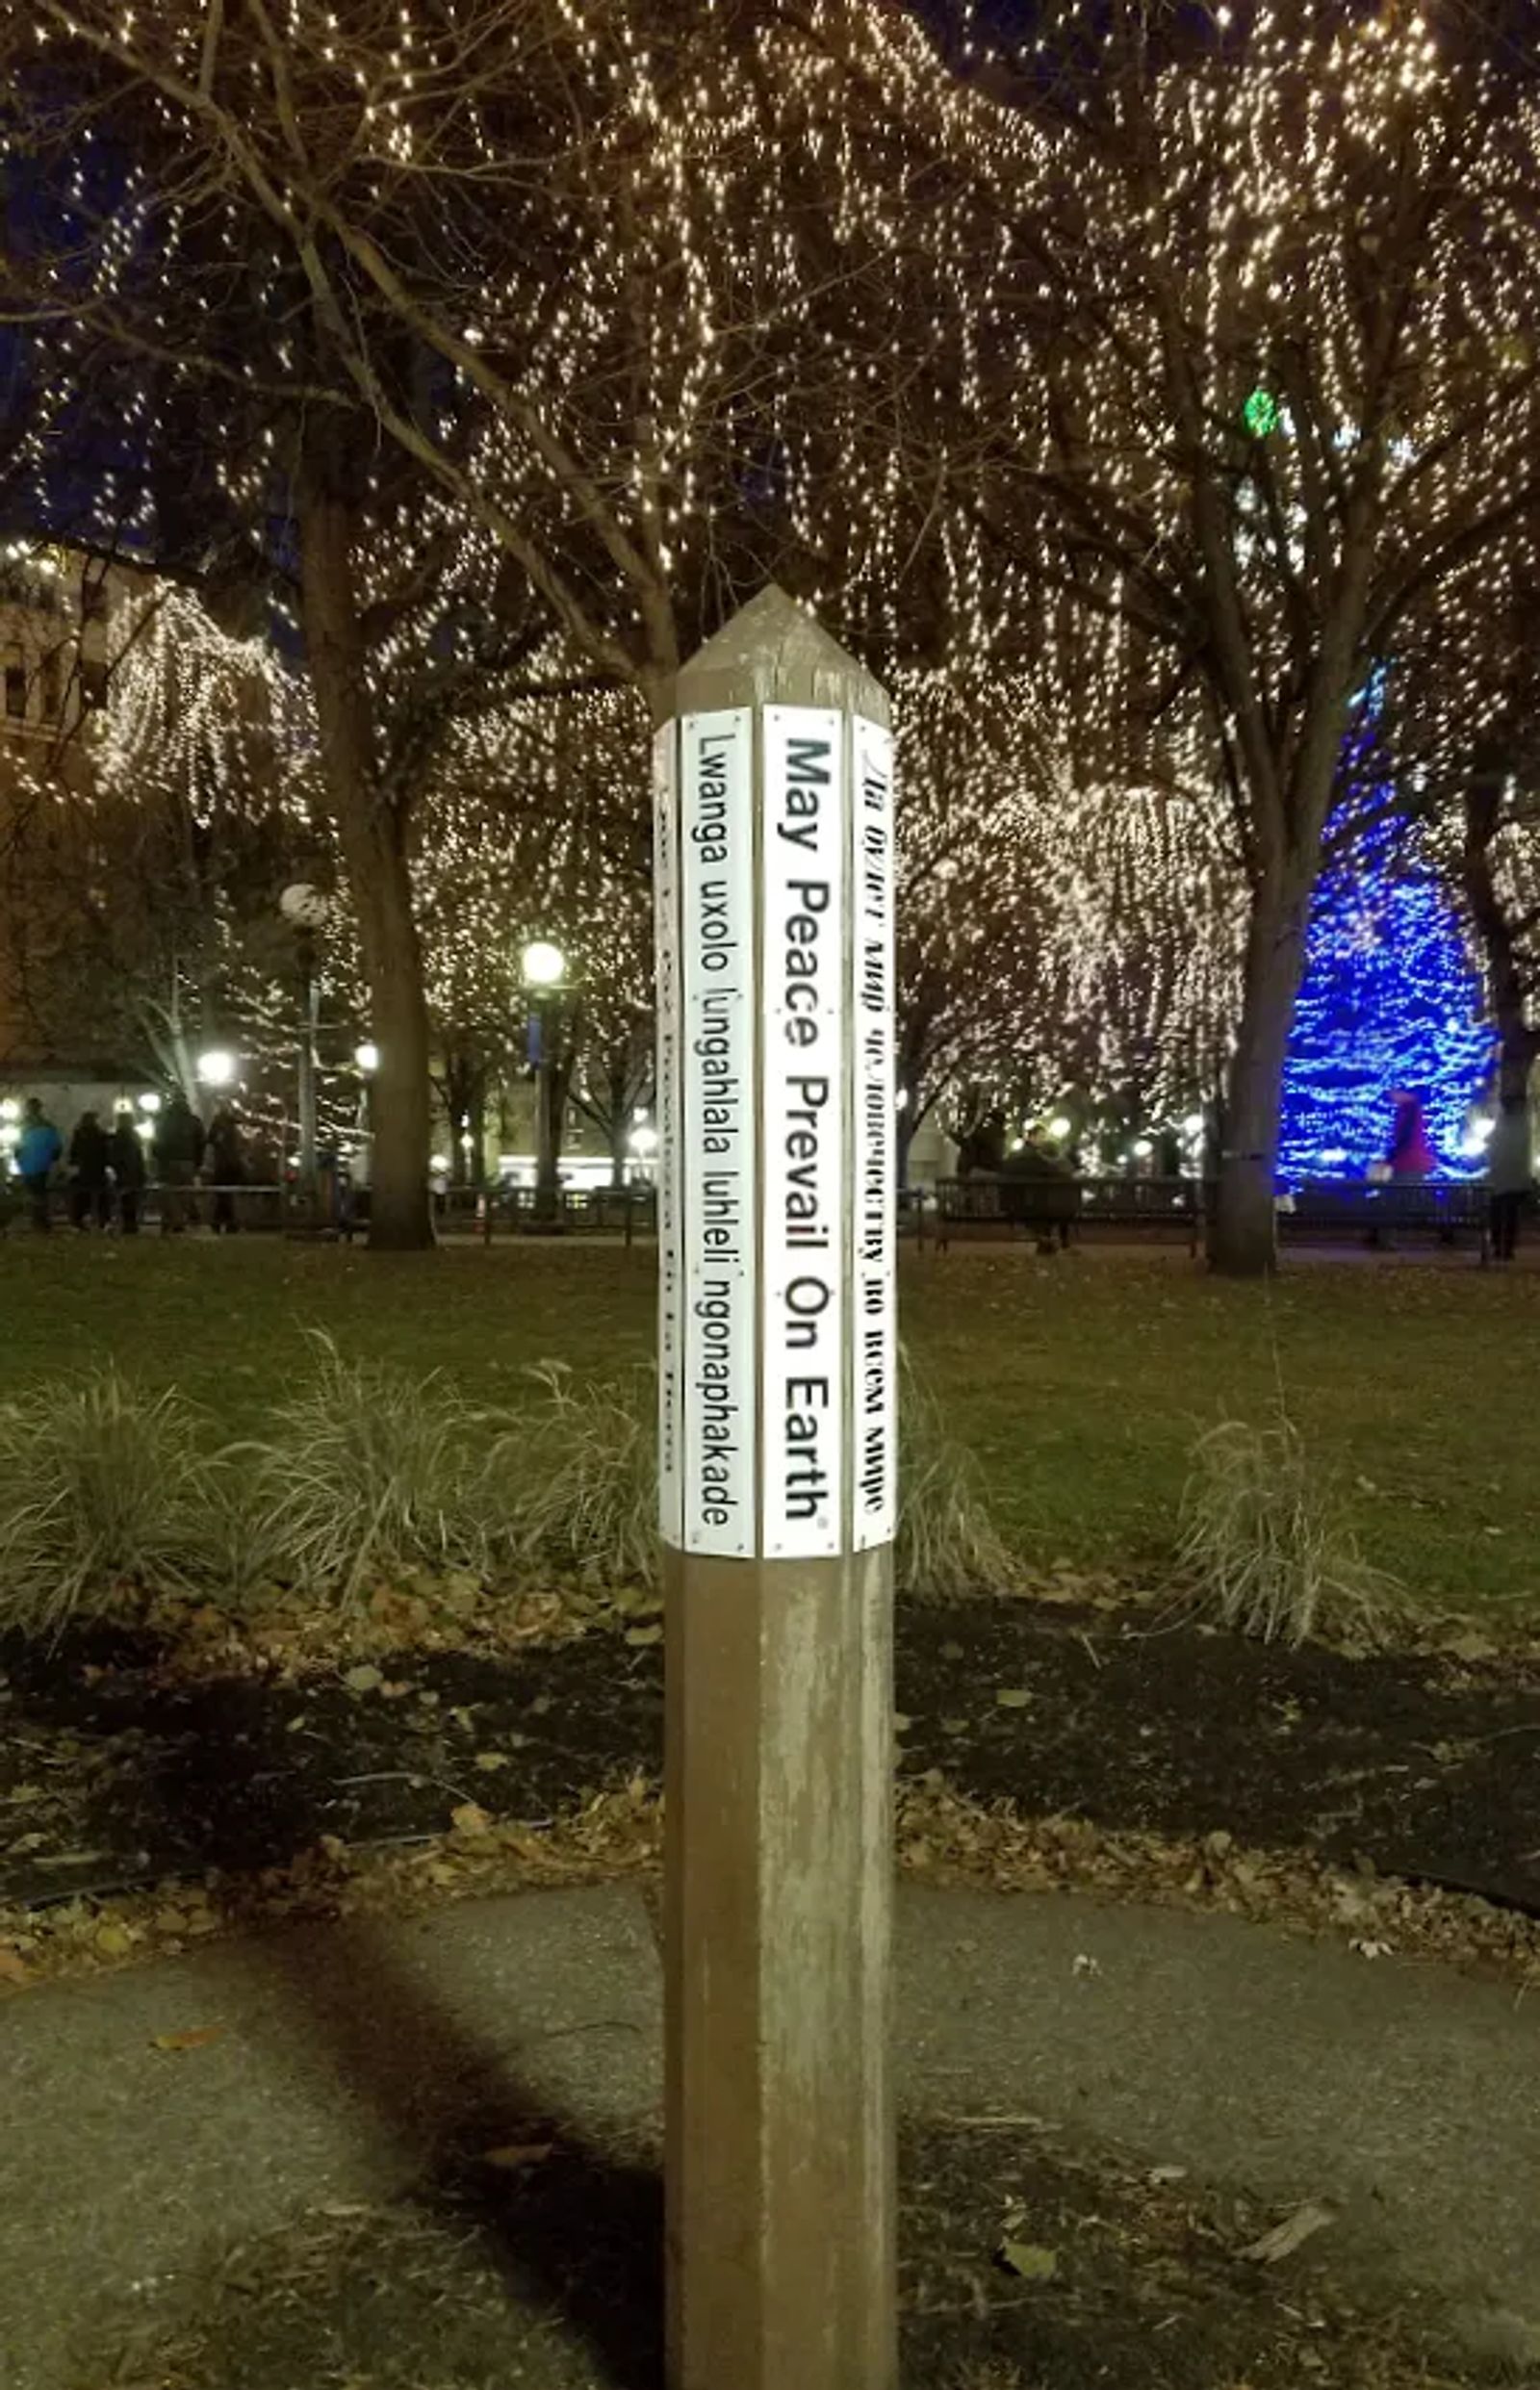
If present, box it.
[1278,810,1494,1183]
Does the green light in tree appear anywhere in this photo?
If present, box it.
[1243,386,1280,437]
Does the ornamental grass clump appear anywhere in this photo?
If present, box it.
[243,1335,494,1608]
[494,1362,659,1591]
[1175,1415,1399,1648]
[896,1362,1024,1602]
[0,1370,218,1635]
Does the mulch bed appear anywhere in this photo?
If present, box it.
[3,1601,1540,1915]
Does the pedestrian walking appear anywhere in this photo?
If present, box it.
[1486,1094,1531,1264]
[153,1092,205,1233]
[206,1105,246,1234]
[109,1112,146,1236]
[67,1109,112,1231]
[15,1098,62,1233]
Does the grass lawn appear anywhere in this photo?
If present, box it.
[1,1235,1535,1618]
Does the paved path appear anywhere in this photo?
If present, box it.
[3,1885,1539,2387]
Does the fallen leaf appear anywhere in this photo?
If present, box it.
[999,2241,1058,2282]
[94,1922,134,1959]
[153,2025,225,2053]
[481,2142,555,2171]
[941,1716,970,1737]
[0,1949,30,1987]
[995,1688,1031,1710]
[1243,2201,1336,2265]
[625,1624,663,1648]
[1148,2165,1188,2187]
[450,1803,493,1837]
[342,1663,383,1694]
[475,1752,511,1773]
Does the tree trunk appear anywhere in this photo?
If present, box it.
[296,471,434,1251]
[1462,767,1536,1106]
[607,1051,634,1189]
[1209,868,1313,1276]
[896,1103,919,1190]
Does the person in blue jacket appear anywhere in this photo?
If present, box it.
[15,1099,62,1233]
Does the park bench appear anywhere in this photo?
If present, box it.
[935,1173,1203,1254]
[1279,1178,1489,1256]
[458,1182,659,1243]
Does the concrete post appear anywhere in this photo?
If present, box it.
[654,587,899,2390]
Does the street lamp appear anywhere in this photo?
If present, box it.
[521,939,568,1226]
[196,1047,238,1091]
[354,1041,380,1075]
[522,939,565,989]
[280,883,328,1222]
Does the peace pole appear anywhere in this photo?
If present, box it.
[654,586,898,2390]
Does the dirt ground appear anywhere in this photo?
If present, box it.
[4,1601,1539,1916]
[65,2119,1475,2390]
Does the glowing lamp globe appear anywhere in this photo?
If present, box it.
[196,1048,239,1091]
[280,883,331,930]
[355,1041,380,1074]
[522,939,566,989]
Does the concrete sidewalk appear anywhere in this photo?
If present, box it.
[3,1883,1539,2387]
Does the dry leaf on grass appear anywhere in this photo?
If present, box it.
[152,2025,225,2053]
[1242,2200,1336,2264]
[480,2143,555,2171]
[0,1949,30,1986]
[999,2240,1059,2281]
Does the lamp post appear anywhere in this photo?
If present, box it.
[280,884,330,1222]
[522,939,567,1228]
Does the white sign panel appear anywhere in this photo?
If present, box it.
[851,717,897,1549]
[761,707,846,1557]
[680,709,757,1555]
[653,723,684,1549]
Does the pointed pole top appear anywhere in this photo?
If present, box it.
[671,585,889,729]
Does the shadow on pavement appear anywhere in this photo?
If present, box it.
[151,1705,666,2390]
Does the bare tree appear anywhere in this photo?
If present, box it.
[7,0,977,1236]
[921,0,1540,1267]
[18,0,964,697]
